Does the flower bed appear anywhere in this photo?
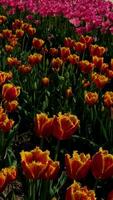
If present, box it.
[0,2,113,200]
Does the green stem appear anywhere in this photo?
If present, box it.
[55,140,60,161]
[40,180,49,200]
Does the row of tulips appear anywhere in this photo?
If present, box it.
[1,146,113,199]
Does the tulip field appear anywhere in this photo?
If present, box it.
[1,0,113,199]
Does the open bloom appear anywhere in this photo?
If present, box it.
[65,151,91,180]
[0,108,14,132]
[64,37,74,48]
[103,91,113,108]
[32,37,44,49]
[73,42,86,52]
[51,57,63,72]
[67,54,80,65]
[34,113,53,137]
[2,83,20,101]
[79,60,94,74]
[90,45,107,57]
[0,166,17,192]
[20,147,60,180]
[84,91,98,106]
[91,73,109,88]
[80,35,93,47]
[65,181,96,200]
[28,53,42,65]
[60,47,71,61]
[52,113,80,140]
[91,148,113,179]
[4,100,19,112]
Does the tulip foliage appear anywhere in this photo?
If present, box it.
[0,1,113,200]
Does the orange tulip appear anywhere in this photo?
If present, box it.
[27,26,36,36]
[0,107,14,133]
[90,45,107,57]
[92,56,104,69]
[60,47,71,61]
[18,64,32,74]
[49,48,58,56]
[79,60,94,74]
[4,100,19,112]
[8,34,18,47]
[65,151,91,180]
[12,19,23,30]
[28,53,42,65]
[2,83,20,101]
[80,35,93,47]
[32,37,44,49]
[15,29,24,38]
[65,87,73,97]
[65,181,96,200]
[73,42,86,52]
[52,113,80,140]
[34,113,53,137]
[91,73,109,88]
[51,57,63,72]
[84,91,98,106]
[103,91,113,108]
[107,190,113,200]
[41,77,50,87]
[7,57,21,67]
[2,29,12,38]
[64,37,74,48]
[67,54,80,65]
[0,166,17,192]
[92,148,113,179]
[0,15,7,24]
[3,166,17,183]
[20,147,60,179]
[5,45,14,53]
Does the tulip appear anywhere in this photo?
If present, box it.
[92,148,113,179]
[103,91,113,108]
[64,37,74,48]
[4,100,19,112]
[7,57,21,67]
[15,29,24,38]
[0,166,17,192]
[34,113,53,137]
[60,47,71,61]
[32,37,44,49]
[65,87,73,97]
[79,60,94,74]
[73,42,86,52]
[2,83,20,101]
[90,45,107,57]
[20,147,60,180]
[51,57,63,72]
[18,64,32,74]
[80,35,93,47]
[5,45,14,53]
[49,48,58,56]
[52,113,80,140]
[41,77,50,87]
[28,53,42,65]
[91,73,109,88]
[65,181,96,200]
[67,54,80,65]
[65,151,91,180]
[84,91,98,106]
